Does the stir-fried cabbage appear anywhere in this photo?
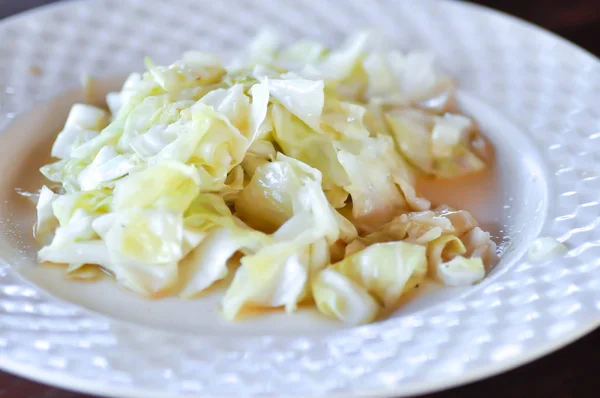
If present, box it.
[35,30,496,324]
[385,110,486,178]
[313,241,427,324]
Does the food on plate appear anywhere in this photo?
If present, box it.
[34,30,497,325]
[527,237,567,263]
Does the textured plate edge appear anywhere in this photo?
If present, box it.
[1,319,599,398]
[457,0,600,63]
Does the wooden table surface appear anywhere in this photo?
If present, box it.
[0,0,598,397]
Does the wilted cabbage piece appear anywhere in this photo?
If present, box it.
[51,104,110,159]
[35,186,58,242]
[35,29,497,324]
[427,235,485,286]
[385,110,487,178]
[179,193,271,298]
[527,236,567,263]
[313,268,380,325]
[344,207,497,290]
[313,241,427,325]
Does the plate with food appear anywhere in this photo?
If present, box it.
[0,0,598,397]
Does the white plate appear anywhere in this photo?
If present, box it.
[0,0,599,397]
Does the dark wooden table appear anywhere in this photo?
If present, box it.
[0,0,598,397]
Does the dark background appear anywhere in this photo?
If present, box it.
[0,0,598,397]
